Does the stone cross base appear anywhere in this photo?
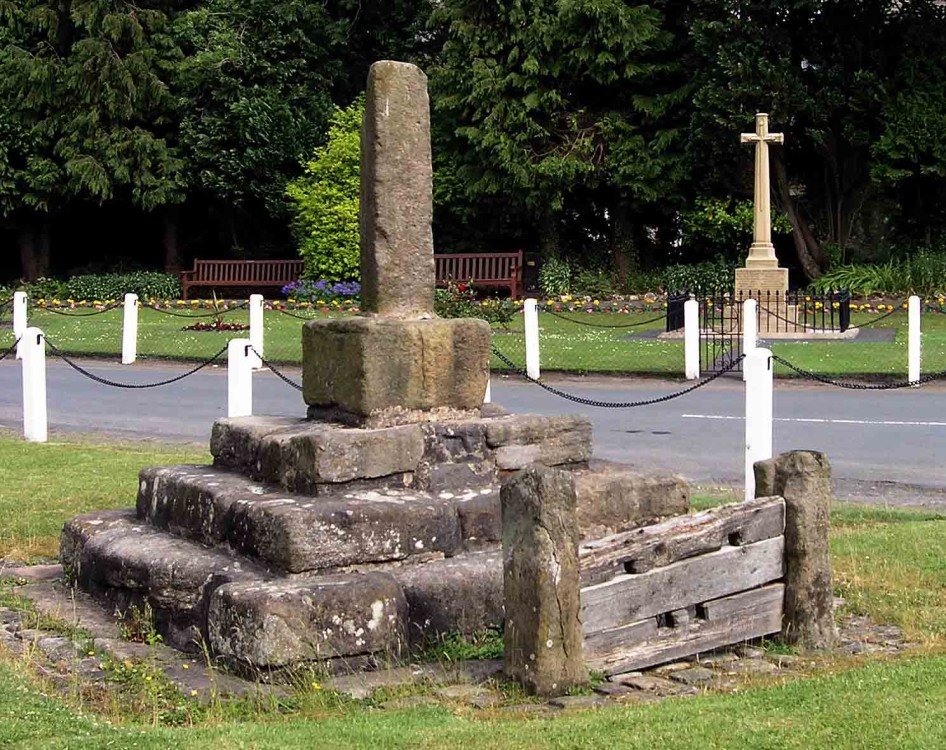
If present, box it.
[734,267,789,297]
[302,317,491,427]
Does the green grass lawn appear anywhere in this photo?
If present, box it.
[2,305,943,378]
[0,433,207,561]
[2,436,946,747]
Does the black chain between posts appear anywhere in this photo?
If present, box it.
[250,346,303,391]
[771,353,946,390]
[491,345,744,408]
[147,301,249,318]
[0,337,20,362]
[34,302,123,317]
[45,339,228,388]
[541,307,667,329]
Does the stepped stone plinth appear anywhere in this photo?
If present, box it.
[58,59,694,682]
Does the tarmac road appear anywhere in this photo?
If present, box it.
[0,358,943,505]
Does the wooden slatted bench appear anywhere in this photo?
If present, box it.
[180,259,304,299]
[434,250,523,298]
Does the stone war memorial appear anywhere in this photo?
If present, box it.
[55,62,836,697]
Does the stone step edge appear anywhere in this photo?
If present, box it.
[136,464,499,573]
[60,509,505,674]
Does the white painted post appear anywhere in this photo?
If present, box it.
[249,294,264,369]
[524,298,540,380]
[684,298,699,380]
[13,291,27,359]
[21,327,47,443]
[742,298,758,381]
[744,346,774,502]
[908,295,921,384]
[484,376,492,404]
[121,293,139,365]
[228,338,253,418]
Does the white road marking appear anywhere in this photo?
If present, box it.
[681,414,946,427]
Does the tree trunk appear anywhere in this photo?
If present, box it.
[18,222,37,282]
[609,197,639,281]
[537,204,561,259]
[36,219,51,278]
[163,207,181,272]
[772,155,826,281]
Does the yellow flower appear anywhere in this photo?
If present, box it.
[593,299,600,306]
[182,663,189,670]
[311,682,322,691]
[190,690,198,697]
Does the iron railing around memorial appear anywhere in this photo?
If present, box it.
[666,289,851,374]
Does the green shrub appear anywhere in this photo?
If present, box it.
[571,266,616,297]
[662,256,737,294]
[811,251,946,296]
[538,257,572,296]
[65,272,181,300]
[287,101,362,282]
[23,277,69,299]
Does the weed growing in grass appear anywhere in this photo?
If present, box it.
[415,629,504,663]
[117,603,163,647]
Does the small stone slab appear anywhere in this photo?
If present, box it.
[211,417,425,490]
[485,415,592,470]
[571,460,689,535]
[392,549,503,643]
[207,572,407,669]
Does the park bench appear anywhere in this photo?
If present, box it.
[435,250,523,298]
[180,259,304,299]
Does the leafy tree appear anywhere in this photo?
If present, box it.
[430,0,687,272]
[169,0,346,259]
[686,0,946,277]
[286,101,362,281]
[0,0,184,278]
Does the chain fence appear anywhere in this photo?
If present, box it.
[771,353,946,390]
[33,302,123,317]
[541,308,667,329]
[251,346,303,391]
[491,344,744,408]
[45,339,228,389]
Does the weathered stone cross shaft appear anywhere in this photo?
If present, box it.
[740,113,784,269]
[301,61,490,426]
